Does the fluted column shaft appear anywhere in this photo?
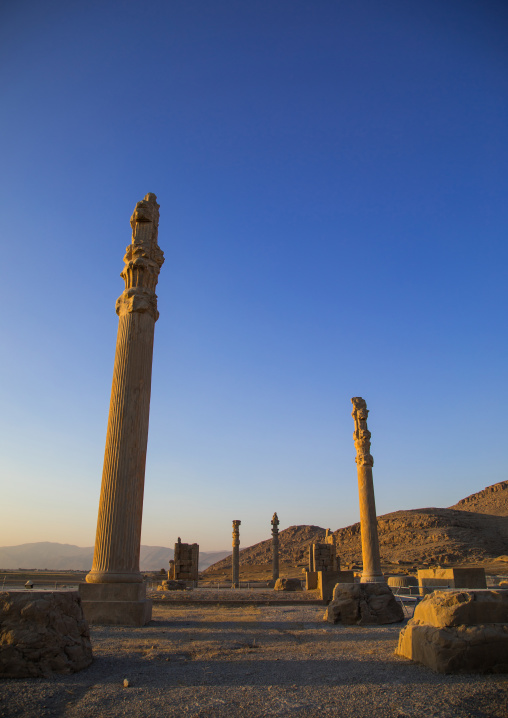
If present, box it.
[351,397,385,584]
[87,312,155,582]
[232,520,241,589]
[356,463,383,582]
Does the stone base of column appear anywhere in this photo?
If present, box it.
[78,582,152,626]
[360,573,386,584]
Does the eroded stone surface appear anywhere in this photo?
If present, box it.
[396,589,508,673]
[387,576,418,588]
[169,538,199,581]
[318,571,355,602]
[158,580,186,591]
[274,578,303,592]
[412,589,508,628]
[0,591,92,678]
[397,623,508,674]
[323,582,404,625]
[418,568,487,595]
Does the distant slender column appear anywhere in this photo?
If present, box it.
[351,397,385,584]
[232,520,241,588]
[86,194,164,584]
[271,512,280,581]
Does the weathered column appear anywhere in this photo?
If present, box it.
[232,520,241,588]
[351,397,385,584]
[271,512,280,581]
[80,193,164,625]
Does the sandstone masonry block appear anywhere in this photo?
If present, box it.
[318,570,356,602]
[417,568,487,596]
[397,623,508,673]
[413,589,508,628]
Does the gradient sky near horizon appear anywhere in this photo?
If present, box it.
[1,1,507,553]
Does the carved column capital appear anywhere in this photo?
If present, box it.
[232,520,241,547]
[351,396,374,467]
[116,193,164,321]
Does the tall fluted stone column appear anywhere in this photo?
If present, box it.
[232,520,241,589]
[271,512,280,582]
[80,193,164,625]
[351,397,385,584]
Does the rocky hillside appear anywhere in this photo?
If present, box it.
[448,481,508,516]
[202,525,327,573]
[333,507,508,565]
[203,481,508,572]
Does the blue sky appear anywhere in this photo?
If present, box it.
[1,1,507,552]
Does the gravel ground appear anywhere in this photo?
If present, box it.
[149,587,322,603]
[1,603,507,718]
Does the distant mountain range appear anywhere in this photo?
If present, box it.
[0,542,230,572]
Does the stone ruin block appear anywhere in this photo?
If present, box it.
[158,580,186,591]
[308,532,340,574]
[0,591,92,678]
[417,568,487,596]
[80,582,151,626]
[323,583,404,625]
[305,571,318,590]
[274,578,303,592]
[169,539,199,581]
[397,589,508,673]
[318,570,356,602]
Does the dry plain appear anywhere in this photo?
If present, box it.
[1,601,508,718]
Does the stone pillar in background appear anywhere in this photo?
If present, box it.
[80,193,164,625]
[271,512,280,581]
[351,397,385,584]
[232,520,241,588]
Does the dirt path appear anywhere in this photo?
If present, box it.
[1,604,507,717]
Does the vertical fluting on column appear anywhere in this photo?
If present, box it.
[271,512,280,581]
[351,397,385,584]
[86,194,164,585]
[232,520,241,589]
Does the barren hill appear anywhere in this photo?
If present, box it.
[203,481,508,573]
[203,525,327,573]
[448,480,508,516]
[333,507,508,565]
